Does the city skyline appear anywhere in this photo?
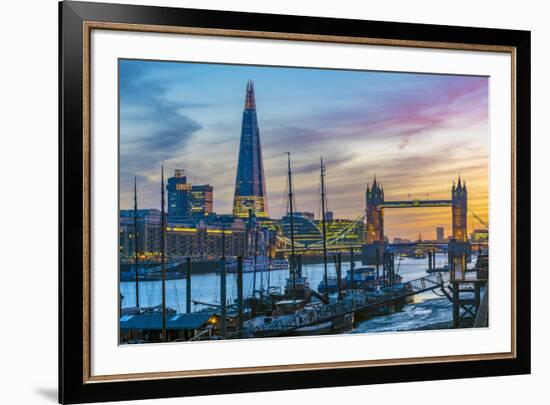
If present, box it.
[119,59,489,240]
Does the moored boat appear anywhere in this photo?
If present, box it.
[318,266,383,293]
[226,256,288,273]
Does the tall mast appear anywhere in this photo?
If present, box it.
[253,227,259,295]
[220,224,226,338]
[258,228,264,292]
[320,157,329,302]
[161,162,167,342]
[287,152,296,292]
[134,176,140,308]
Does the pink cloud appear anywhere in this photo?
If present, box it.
[314,76,488,150]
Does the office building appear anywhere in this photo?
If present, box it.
[167,169,214,220]
[233,80,269,218]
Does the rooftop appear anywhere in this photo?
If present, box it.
[119,312,212,330]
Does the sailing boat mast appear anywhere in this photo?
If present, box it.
[160,163,167,342]
[254,227,259,294]
[287,152,296,292]
[320,157,329,302]
[134,176,140,308]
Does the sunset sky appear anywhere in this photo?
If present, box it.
[119,59,489,241]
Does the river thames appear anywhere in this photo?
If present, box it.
[121,253,457,333]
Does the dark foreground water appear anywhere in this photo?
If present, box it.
[120,253,456,333]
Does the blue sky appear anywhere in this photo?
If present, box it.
[119,59,488,240]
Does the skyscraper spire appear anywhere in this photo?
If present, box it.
[233,80,268,218]
[244,80,256,109]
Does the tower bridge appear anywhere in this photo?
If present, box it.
[363,175,468,264]
[366,176,467,244]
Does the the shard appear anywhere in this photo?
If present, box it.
[233,80,269,218]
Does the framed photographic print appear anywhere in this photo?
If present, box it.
[59,1,531,403]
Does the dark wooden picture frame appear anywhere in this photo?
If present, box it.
[59,1,531,403]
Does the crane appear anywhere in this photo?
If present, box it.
[469,209,488,228]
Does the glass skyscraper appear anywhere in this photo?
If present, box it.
[167,169,214,220]
[233,80,269,218]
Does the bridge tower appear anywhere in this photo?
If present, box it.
[448,177,471,277]
[452,176,468,242]
[362,177,386,264]
[366,177,384,243]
